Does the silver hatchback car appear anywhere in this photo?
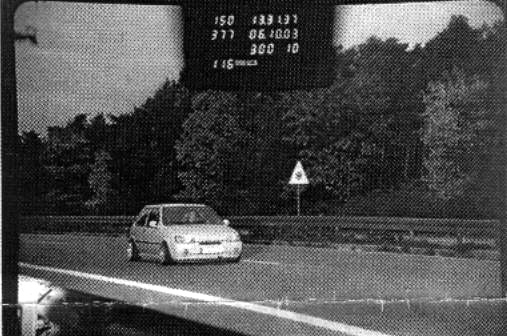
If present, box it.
[127,204,242,264]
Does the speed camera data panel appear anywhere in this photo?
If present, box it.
[182,1,335,90]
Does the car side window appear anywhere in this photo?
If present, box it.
[161,207,171,226]
[147,209,160,228]
[135,213,148,227]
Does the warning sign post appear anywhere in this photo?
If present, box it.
[289,161,309,216]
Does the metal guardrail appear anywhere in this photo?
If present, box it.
[230,216,499,234]
[230,216,499,249]
[19,216,501,258]
[20,215,499,238]
[20,216,134,234]
[20,216,500,260]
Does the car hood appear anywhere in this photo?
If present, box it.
[163,225,238,240]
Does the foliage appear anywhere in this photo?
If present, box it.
[40,115,93,214]
[176,91,293,215]
[422,69,502,215]
[419,16,504,217]
[86,150,118,214]
[107,80,191,212]
[25,80,191,214]
[18,131,50,214]
[19,16,504,218]
[281,38,425,206]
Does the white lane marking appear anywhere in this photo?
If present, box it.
[20,262,392,336]
[242,259,281,266]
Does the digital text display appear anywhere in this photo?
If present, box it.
[183,1,335,90]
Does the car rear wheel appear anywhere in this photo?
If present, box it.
[158,243,173,265]
[127,240,140,262]
[230,255,241,263]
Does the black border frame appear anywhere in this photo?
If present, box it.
[2,0,505,333]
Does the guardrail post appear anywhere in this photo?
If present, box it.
[333,225,340,243]
[455,228,464,253]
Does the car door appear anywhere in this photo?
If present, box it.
[132,210,149,254]
[143,207,163,255]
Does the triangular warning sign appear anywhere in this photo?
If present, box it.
[289,161,309,185]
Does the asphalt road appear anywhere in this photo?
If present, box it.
[19,234,506,336]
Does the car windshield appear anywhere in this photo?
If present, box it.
[162,206,222,225]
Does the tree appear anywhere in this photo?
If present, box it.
[85,114,108,152]
[86,150,117,214]
[423,15,504,83]
[42,114,93,214]
[18,131,49,214]
[421,69,501,217]
[281,38,424,208]
[176,91,249,212]
[108,80,191,211]
[176,91,292,215]
[421,16,504,218]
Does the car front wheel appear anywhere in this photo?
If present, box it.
[158,243,173,265]
[127,240,140,262]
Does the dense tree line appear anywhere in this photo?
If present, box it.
[18,16,504,218]
[20,81,191,214]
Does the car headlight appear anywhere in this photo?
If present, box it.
[226,232,240,242]
[174,235,195,244]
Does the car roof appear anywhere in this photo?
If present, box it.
[143,203,207,208]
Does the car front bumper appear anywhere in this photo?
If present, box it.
[169,241,242,262]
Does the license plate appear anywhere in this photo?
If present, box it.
[201,245,223,254]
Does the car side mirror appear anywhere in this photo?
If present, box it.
[148,220,158,228]
[223,219,230,226]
